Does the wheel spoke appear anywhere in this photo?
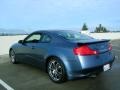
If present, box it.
[48,60,63,81]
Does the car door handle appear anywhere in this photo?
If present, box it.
[31,46,35,49]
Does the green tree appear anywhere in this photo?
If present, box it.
[82,23,88,31]
[95,24,109,33]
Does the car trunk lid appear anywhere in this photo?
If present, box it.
[72,39,111,54]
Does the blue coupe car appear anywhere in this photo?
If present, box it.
[9,30,115,83]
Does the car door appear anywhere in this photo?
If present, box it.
[32,33,52,68]
[19,33,42,65]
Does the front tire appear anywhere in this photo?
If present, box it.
[9,49,17,64]
[47,57,67,83]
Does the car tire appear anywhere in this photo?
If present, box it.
[9,49,17,64]
[47,57,67,83]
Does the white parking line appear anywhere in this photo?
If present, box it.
[112,49,120,52]
[0,79,14,90]
[112,45,120,47]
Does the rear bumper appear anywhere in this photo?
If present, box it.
[67,56,115,80]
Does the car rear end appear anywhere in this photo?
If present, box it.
[73,40,115,76]
[56,31,115,79]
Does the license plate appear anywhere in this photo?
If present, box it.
[103,64,110,71]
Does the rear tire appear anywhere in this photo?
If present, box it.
[47,57,67,83]
[9,49,17,64]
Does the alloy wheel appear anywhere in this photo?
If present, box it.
[10,50,16,63]
[48,60,63,82]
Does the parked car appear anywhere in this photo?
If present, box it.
[9,30,115,83]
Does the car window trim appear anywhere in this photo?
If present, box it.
[23,33,52,43]
[23,33,42,43]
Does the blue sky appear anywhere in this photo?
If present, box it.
[0,0,120,31]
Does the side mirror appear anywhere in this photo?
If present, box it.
[18,40,24,44]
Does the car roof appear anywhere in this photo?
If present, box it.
[33,30,80,34]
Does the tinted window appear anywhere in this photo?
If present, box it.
[25,34,42,42]
[58,31,93,40]
[41,34,51,42]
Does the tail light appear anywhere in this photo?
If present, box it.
[73,45,98,56]
[108,43,112,50]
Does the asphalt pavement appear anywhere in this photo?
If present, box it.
[0,40,120,90]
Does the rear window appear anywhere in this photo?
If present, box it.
[58,31,93,40]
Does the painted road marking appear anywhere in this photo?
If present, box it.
[0,79,14,90]
[112,45,120,48]
[112,49,120,52]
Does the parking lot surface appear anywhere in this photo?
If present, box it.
[0,40,120,90]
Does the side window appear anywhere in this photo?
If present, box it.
[25,34,41,42]
[41,34,51,42]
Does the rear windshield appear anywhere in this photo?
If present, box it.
[58,31,93,41]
